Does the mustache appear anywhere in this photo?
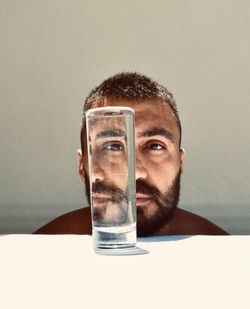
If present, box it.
[92,182,127,203]
[136,179,164,201]
[91,179,164,204]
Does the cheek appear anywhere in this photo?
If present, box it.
[146,157,181,191]
[88,157,128,191]
[108,162,128,191]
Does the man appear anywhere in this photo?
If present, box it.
[35,72,228,235]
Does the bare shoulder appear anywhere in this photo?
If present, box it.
[167,208,229,235]
[34,207,92,235]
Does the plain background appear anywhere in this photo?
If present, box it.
[0,0,249,234]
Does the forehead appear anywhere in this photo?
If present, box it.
[108,100,180,141]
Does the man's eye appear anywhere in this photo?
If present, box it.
[144,142,166,152]
[103,143,125,152]
[149,143,164,150]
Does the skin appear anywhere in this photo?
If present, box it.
[88,115,128,193]
[82,100,184,217]
[88,114,128,223]
[34,100,229,235]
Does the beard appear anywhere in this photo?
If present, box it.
[85,177,128,226]
[93,181,128,226]
[84,169,181,236]
[135,170,181,236]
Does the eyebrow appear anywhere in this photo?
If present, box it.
[96,129,126,139]
[137,127,175,143]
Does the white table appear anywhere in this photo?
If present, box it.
[0,235,249,309]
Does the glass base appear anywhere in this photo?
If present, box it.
[93,224,136,249]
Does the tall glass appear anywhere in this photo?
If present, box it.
[85,107,136,249]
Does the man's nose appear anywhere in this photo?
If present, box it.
[91,159,105,183]
[135,154,147,180]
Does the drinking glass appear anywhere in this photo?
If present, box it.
[85,106,136,249]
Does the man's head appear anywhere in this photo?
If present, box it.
[81,72,182,149]
[78,72,184,236]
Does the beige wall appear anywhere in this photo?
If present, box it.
[0,0,249,233]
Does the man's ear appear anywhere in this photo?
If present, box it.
[180,148,185,174]
[77,149,85,182]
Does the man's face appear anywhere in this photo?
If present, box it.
[86,113,129,226]
[79,100,184,236]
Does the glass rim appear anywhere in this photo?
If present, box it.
[86,106,134,117]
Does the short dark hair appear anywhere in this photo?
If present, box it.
[81,72,182,149]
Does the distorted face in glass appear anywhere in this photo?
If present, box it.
[86,113,129,226]
[80,100,184,235]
